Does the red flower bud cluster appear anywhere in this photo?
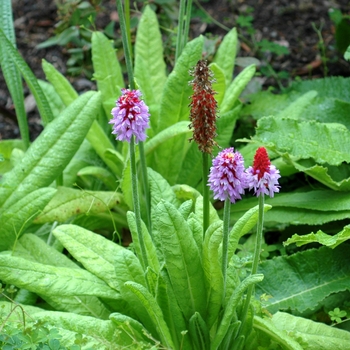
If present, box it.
[189,60,218,154]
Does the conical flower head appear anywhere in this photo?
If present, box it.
[109,88,150,143]
[189,60,218,154]
[246,147,281,197]
[208,148,248,203]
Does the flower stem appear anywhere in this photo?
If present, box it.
[175,0,193,62]
[239,194,265,333]
[130,136,149,270]
[139,141,152,235]
[222,197,231,303]
[202,152,210,237]
[115,0,151,237]
[115,0,134,88]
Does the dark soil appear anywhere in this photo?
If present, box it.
[1,0,350,141]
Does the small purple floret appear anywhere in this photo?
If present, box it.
[208,147,248,203]
[109,88,150,143]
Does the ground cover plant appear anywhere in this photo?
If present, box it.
[1,0,350,349]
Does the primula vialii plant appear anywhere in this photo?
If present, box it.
[4,0,350,349]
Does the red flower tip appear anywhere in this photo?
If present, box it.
[252,147,271,180]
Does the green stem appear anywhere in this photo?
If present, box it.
[130,136,149,270]
[124,0,132,61]
[239,194,265,333]
[202,152,210,237]
[222,197,231,303]
[115,0,134,88]
[139,141,151,235]
[175,0,193,62]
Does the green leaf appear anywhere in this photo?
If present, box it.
[0,91,101,209]
[34,187,122,224]
[211,274,264,350]
[256,245,350,314]
[202,221,224,330]
[252,315,304,350]
[127,211,161,273]
[156,269,192,349]
[271,312,350,350]
[155,200,207,320]
[42,59,78,105]
[145,121,191,157]
[212,28,238,87]
[53,224,123,291]
[154,36,203,184]
[0,29,54,126]
[77,166,116,190]
[134,5,166,116]
[91,31,124,102]
[31,310,126,347]
[122,281,175,349]
[291,160,350,191]
[0,140,25,175]
[254,117,350,165]
[0,254,119,299]
[189,312,210,350]
[284,225,350,249]
[209,63,226,106]
[220,64,256,114]
[0,2,29,148]
[110,312,153,346]
[0,188,56,251]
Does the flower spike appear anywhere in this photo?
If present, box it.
[246,147,281,197]
[208,147,248,203]
[109,88,150,143]
[189,60,218,154]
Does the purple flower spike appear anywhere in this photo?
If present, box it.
[109,88,150,143]
[246,147,281,197]
[208,148,248,203]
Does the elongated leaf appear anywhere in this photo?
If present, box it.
[228,204,271,260]
[212,27,238,86]
[155,200,207,320]
[177,142,202,187]
[0,1,29,147]
[0,140,25,174]
[252,315,304,350]
[0,29,54,125]
[256,245,350,313]
[134,5,166,115]
[92,31,124,102]
[210,63,226,106]
[110,312,154,346]
[202,221,224,329]
[154,36,203,184]
[272,312,350,350]
[18,233,111,318]
[291,160,350,191]
[156,269,192,349]
[220,64,256,114]
[53,224,123,291]
[189,312,210,350]
[284,225,350,249]
[0,91,101,209]
[254,117,350,165]
[42,59,78,105]
[0,187,56,251]
[34,187,122,224]
[145,121,191,156]
[211,274,264,350]
[0,254,119,299]
[32,310,126,347]
[127,212,161,272]
[122,281,175,349]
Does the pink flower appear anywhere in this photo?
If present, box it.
[208,148,248,203]
[246,147,280,197]
[109,88,150,143]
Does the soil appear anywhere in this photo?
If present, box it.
[1,0,350,141]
